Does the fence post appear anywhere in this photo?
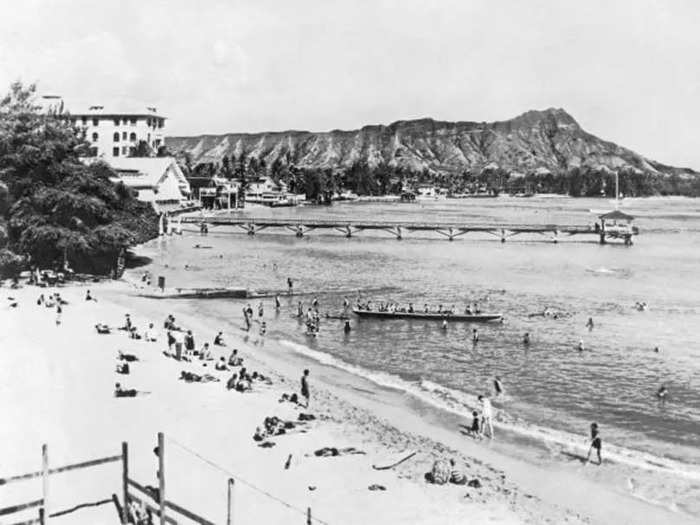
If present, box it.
[226,478,235,525]
[158,432,166,525]
[41,444,49,524]
[121,442,129,524]
[307,507,311,525]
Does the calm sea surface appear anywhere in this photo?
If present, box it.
[141,196,700,469]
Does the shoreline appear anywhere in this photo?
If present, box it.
[2,230,698,523]
[2,269,693,523]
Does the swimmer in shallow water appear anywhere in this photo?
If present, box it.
[493,376,503,396]
[522,332,530,345]
[656,385,668,403]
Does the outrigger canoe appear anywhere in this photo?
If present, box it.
[352,309,502,322]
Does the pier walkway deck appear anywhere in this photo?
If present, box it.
[180,215,638,244]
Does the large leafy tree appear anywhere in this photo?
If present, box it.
[0,81,158,276]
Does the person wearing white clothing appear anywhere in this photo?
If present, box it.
[478,395,495,439]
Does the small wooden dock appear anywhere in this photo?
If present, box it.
[180,215,638,244]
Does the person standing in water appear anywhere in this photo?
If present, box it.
[343,296,349,312]
[522,332,530,346]
[586,422,602,465]
[287,277,293,295]
[297,301,304,317]
[274,295,281,310]
[343,320,351,333]
[586,317,594,330]
[472,328,479,344]
[578,339,585,352]
[656,385,669,404]
[493,376,503,396]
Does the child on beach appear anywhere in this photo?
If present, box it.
[468,410,482,439]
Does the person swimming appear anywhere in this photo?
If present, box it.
[578,339,585,352]
[523,332,530,345]
[656,385,668,402]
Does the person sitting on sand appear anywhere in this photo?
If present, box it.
[85,290,97,302]
[143,323,157,342]
[253,426,265,442]
[199,342,213,360]
[116,362,130,375]
[114,382,138,398]
[214,332,225,346]
[228,349,243,367]
[95,323,111,334]
[37,294,45,305]
[586,422,602,465]
[215,357,229,371]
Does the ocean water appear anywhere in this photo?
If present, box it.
[140,196,700,477]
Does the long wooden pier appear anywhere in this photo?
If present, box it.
[179,215,638,244]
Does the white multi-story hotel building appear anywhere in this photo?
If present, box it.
[70,105,166,158]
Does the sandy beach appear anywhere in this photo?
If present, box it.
[1,275,696,525]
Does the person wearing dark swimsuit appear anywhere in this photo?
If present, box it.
[586,422,602,465]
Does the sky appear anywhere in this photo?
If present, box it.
[0,0,698,168]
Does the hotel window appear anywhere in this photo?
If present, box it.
[92,132,98,142]
[113,118,119,126]
[158,119,164,128]
[147,118,151,127]
[113,147,119,157]
[81,117,87,125]
[122,132,127,140]
[130,132,137,141]
[113,132,120,142]
[92,118,99,126]
[122,118,128,125]
[122,146,128,154]
[130,117,136,125]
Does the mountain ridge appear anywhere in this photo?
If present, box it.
[166,108,699,180]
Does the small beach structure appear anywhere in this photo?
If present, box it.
[597,209,637,245]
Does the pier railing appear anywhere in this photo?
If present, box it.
[178,214,637,243]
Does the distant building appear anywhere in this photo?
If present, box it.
[84,157,191,212]
[40,96,166,159]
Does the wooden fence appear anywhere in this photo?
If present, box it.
[1,432,316,524]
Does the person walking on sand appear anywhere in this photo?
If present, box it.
[478,395,494,439]
[55,304,62,326]
[301,369,310,408]
[586,422,602,465]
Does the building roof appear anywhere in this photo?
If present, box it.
[599,209,634,221]
[69,104,165,119]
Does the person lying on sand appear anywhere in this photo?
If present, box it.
[118,351,139,362]
[114,382,138,397]
[95,323,111,334]
[179,371,220,383]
